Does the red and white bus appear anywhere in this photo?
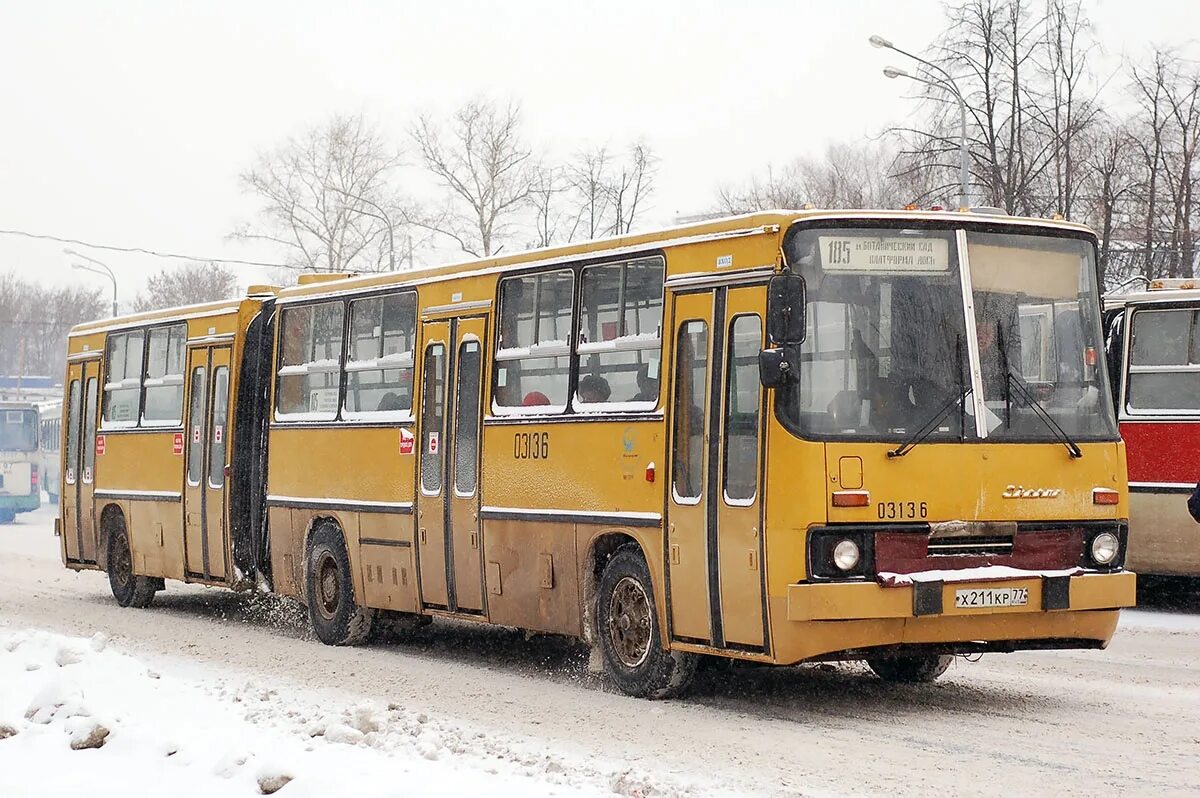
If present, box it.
[1104,279,1200,577]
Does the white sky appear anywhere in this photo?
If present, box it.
[0,0,1194,303]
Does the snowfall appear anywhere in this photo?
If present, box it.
[0,626,682,797]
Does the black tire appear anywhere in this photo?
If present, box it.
[595,545,697,699]
[0,510,15,524]
[306,522,375,646]
[866,654,953,683]
[107,522,156,608]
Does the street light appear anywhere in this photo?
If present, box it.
[65,249,118,317]
[327,187,399,271]
[871,34,970,211]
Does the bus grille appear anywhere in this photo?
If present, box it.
[927,535,1014,557]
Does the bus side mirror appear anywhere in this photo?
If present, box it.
[767,272,806,345]
[759,346,799,389]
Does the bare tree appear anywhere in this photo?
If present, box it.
[133,262,239,312]
[410,99,535,257]
[565,147,612,240]
[717,141,913,212]
[605,144,657,235]
[0,272,104,379]
[527,164,570,249]
[557,143,658,240]
[234,114,409,273]
[1040,0,1099,219]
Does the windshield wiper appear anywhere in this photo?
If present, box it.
[889,335,970,458]
[996,322,1083,459]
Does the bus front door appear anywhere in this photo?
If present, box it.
[62,359,100,565]
[416,316,487,615]
[666,286,767,651]
[182,346,231,582]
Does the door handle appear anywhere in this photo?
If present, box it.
[419,528,427,545]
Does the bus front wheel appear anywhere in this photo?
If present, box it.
[596,545,697,699]
[305,522,375,646]
[107,523,156,608]
[866,654,953,683]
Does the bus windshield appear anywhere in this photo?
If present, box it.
[0,409,38,451]
[777,223,1118,443]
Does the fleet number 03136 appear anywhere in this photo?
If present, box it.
[877,501,928,520]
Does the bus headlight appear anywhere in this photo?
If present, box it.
[833,539,861,571]
[1089,531,1119,565]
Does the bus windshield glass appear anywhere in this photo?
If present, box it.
[777,223,1118,443]
[967,231,1117,441]
[0,409,38,451]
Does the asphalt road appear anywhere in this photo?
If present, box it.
[2,503,1197,796]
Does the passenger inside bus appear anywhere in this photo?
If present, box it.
[578,374,612,403]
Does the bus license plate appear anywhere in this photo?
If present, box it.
[954,587,1029,609]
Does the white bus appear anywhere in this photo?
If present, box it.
[0,402,41,523]
[37,400,62,504]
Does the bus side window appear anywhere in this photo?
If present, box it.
[493,270,573,412]
[577,258,664,407]
[345,292,417,417]
[276,301,344,419]
[671,320,708,502]
[143,324,186,424]
[103,331,144,428]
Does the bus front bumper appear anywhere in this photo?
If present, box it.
[786,571,1136,622]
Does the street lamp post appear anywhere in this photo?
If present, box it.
[65,249,118,317]
[327,187,398,271]
[871,34,970,211]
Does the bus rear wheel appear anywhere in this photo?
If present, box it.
[305,522,374,646]
[596,546,696,699]
[107,523,156,608]
[866,654,953,683]
[0,510,14,524]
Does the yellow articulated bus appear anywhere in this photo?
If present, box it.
[59,210,1135,698]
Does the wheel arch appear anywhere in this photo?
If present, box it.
[580,528,665,646]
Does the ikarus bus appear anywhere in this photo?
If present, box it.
[58,210,1135,698]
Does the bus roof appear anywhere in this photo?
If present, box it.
[64,209,1097,330]
[272,208,1096,302]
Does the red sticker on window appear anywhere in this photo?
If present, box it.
[172,433,184,455]
[95,435,106,456]
[399,428,415,455]
[193,426,202,444]
[214,426,223,444]
[428,432,439,454]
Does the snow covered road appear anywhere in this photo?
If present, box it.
[2,503,1198,797]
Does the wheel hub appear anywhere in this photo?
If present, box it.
[607,576,652,668]
[315,552,341,620]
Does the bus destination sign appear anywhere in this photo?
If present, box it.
[818,235,950,274]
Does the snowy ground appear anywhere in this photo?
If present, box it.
[1,501,1199,797]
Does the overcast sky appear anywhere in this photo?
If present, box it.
[0,0,1194,302]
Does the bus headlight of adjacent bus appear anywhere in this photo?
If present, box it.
[1089,531,1120,566]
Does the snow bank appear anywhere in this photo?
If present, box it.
[0,628,688,797]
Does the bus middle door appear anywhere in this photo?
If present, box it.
[183,345,231,582]
[415,316,487,615]
[62,359,100,565]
